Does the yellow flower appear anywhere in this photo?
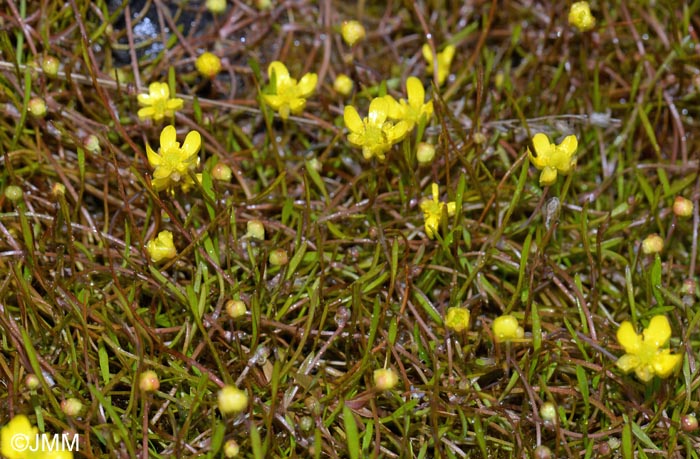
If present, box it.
[527,133,578,186]
[344,97,408,161]
[262,61,317,120]
[0,415,74,459]
[340,20,366,46]
[492,315,524,343]
[419,183,456,239]
[195,52,222,79]
[146,125,201,192]
[1,415,37,459]
[422,44,456,86]
[146,230,177,263]
[137,82,184,121]
[616,315,682,382]
[385,77,433,131]
[445,307,470,332]
[568,1,596,32]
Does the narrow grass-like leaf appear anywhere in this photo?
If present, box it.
[343,404,360,459]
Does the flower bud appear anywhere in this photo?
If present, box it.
[139,370,160,392]
[492,314,524,343]
[341,20,366,46]
[205,0,226,14]
[682,279,696,296]
[533,445,552,459]
[4,185,23,202]
[373,368,398,391]
[25,374,40,390]
[225,299,246,319]
[246,220,265,240]
[218,385,248,414]
[84,134,101,154]
[269,248,288,266]
[212,163,232,182]
[223,439,240,457]
[333,74,354,96]
[61,398,83,417]
[28,97,47,117]
[641,233,663,254]
[42,55,60,77]
[196,52,222,79]
[673,196,693,218]
[539,402,557,423]
[681,414,699,432]
[416,142,436,164]
[51,183,66,198]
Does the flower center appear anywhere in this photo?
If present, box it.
[364,123,386,146]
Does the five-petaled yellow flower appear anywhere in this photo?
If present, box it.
[146,125,201,192]
[146,230,177,263]
[616,315,682,382]
[344,97,408,161]
[263,61,317,120]
[527,133,578,186]
[420,183,456,239]
[385,76,433,131]
[137,82,184,122]
[1,414,73,459]
[422,44,456,86]
[569,1,596,32]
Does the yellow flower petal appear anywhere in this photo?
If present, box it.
[652,351,682,378]
[268,61,290,83]
[297,73,318,97]
[644,315,672,348]
[160,125,177,150]
[138,106,156,120]
[152,82,169,98]
[406,76,425,109]
[430,183,439,201]
[146,143,162,167]
[182,131,201,158]
[383,95,402,120]
[634,365,654,382]
[288,98,307,115]
[424,215,439,239]
[343,106,364,134]
[387,120,408,143]
[166,98,184,112]
[558,135,578,156]
[616,321,642,354]
[421,44,434,65]
[529,133,553,167]
[368,97,389,126]
[137,93,153,105]
[615,354,640,373]
[263,94,284,110]
[347,132,364,148]
[442,45,456,63]
[539,166,558,186]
